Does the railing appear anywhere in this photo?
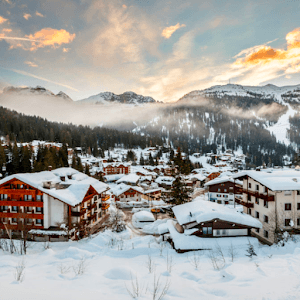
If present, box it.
[101,195,110,201]
[101,203,110,210]
[240,189,275,201]
[235,198,254,208]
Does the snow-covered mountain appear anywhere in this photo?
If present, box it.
[2,86,73,102]
[77,91,158,105]
[178,83,300,105]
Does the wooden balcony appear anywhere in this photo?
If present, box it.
[241,189,275,201]
[0,200,43,207]
[0,212,43,219]
[101,195,110,202]
[235,198,254,208]
[101,203,110,210]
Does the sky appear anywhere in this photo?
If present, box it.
[1,0,300,102]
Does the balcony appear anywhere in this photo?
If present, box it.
[101,195,110,202]
[241,189,275,201]
[235,198,254,208]
[101,203,110,210]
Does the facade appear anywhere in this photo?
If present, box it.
[111,183,147,203]
[102,162,131,176]
[0,168,110,240]
[205,177,242,205]
[233,170,300,245]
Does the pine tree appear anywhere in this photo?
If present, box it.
[0,144,6,176]
[245,241,257,258]
[71,155,77,169]
[149,153,154,166]
[11,143,20,174]
[170,176,190,207]
[140,153,145,165]
[20,146,32,173]
[85,163,90,175]
[76,156,83,172]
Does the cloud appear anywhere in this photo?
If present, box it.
[26,28,76,51]
[23,13,32,20]
[2,28,11,32]
[3,68,79,91]
[161,23,186,39]
[24,61,38,67]
[35,11,44,17]
[63,47,70,52]
[0,16,8,24]
[234,28,300,71]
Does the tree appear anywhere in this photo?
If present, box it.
[140,153,145,165]
[71,155,77,169]
[169,175,190,207]
[245,240,257,258]
[85,163,90,176]
[149,153,154,166]
[20,146,32,173]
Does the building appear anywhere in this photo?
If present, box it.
[110,183,147,203]
[0,167,110,241]
[159,199,261,252]
[205,176,243,205]
[233,170,300,245]
[205,172,221,183]
[102,162,131,176]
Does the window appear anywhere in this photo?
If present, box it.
[12,218,17,223]
[224,189,227,193]
[222,229,226,235]
[284,191,292,196]
[285,203,292,211]
[297,218,300,226]
[255,211,259,219]
[248,183,252,189]
[256,228,260,233]
[36,195,42,201]
[285,219,291,226]
[223,195,228,198]
[264,215,269,223]
[12,206,17,212]
[218,189,221,192]
[4,194,7,199]
[264,201,268,208]
[248,194,251,201]
[36,207,42,212]
[36,219,42,225]
[256,184,259,191]
[297,203,300,210]
[202,227,213,235]
[216,230,220,235]
[249,208,252,215]
[28,195,32,200]
[264,230,269,238]
[264,186,267,193]
[297,191,300,195]
[255,197,259,204]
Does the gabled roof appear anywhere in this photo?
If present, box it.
[0,168,109,207]
[116,174,140,184]
[204,175,242,187]
[172,198,262,229]
[232,169,300,191]
[110,183,144,197]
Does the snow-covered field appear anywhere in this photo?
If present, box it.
[1,228,300,300]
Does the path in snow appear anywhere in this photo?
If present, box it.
[266,103,296,146]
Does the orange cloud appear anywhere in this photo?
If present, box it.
[235,28,300,68]
[161,23,186,39]
[2,28,12,32]
[23,13,31,20]
[26,28,76,51]
[0,16,8,24]
[35,11,44,17]
[24,61,38,67]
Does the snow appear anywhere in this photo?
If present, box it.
[110,183,144,197]
[132,211,155,228]
[233,169,300,191]
[116,174,140,184]
[142,219,169,234]
[0,168,109,207]
[172,198,262,228]
[166,220,259,251]
[3,226,300,299]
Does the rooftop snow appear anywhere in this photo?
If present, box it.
[0,168,109,207]
[172,198,262,228]
[232,169,300,191]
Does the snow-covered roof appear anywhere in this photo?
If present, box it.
[155,176,175,185]
[172,198,262,228]
[110,183,144,196]
[104,174,125,182]
[204,175,243,187]
[28,229,68,236]
[232,169,300,191]
[0,168,109,207]
[189,173,207,181]
[144,188,161,194]
[116,174,140,184]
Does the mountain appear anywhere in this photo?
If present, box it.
[77,91,159,105]
[2,86,73,102]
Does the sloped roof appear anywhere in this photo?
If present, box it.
[0,167,109,207]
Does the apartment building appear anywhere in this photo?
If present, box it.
[205,176,243,205]
[0,167,110,241]
[233,170,300,245]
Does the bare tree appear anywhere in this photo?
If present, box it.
[188,251,202,270]
[146,254,155,273]
[125,273,146,298]
[149,273,170,300]
[227,242,238,262]
[73,256,88,276]
[14,259,26,282]
[165,251,175,273]
[57,263,71,275]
